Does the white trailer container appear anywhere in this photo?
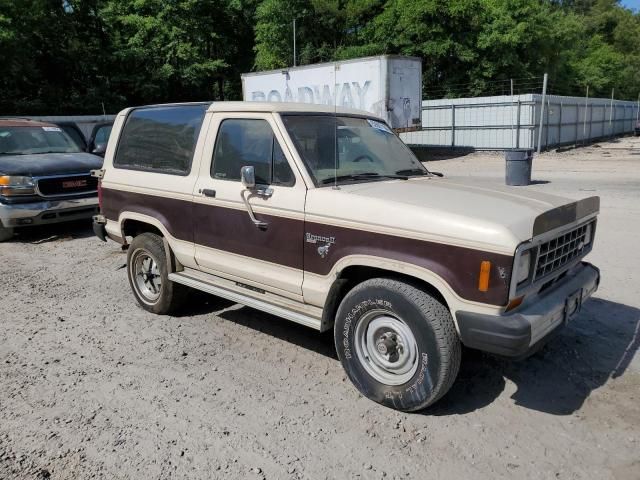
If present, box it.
[242,55,422,131]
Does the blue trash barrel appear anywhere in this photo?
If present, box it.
[505,149,533,186]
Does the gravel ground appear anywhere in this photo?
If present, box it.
[1,136,639,480]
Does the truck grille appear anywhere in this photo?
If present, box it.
[37,175,98,197]
[534,221,594,280]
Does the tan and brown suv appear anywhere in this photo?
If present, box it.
[93,102,600,412]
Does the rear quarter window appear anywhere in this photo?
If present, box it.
[114,104,209,175]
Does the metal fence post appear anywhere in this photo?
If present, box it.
[516,99,521,149]
[588,102,593,141]
[609,88,614,137]
[451,104,455,147]
[510,79,514,149]
[536,73,548,154]
[558,101,563,146]
[545,97,550,148]
[583,86,589,144]
[293,19,297,67]
[575,103,579,145]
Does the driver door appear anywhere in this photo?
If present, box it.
[192,112,306,298]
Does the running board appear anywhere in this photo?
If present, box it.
[168,271,322,330]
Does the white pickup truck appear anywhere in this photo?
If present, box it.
[93,102,600,412]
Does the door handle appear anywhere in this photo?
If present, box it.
[201,189,216,197]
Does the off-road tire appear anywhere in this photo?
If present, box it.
[126,233,188,314]
[0,221,14,242]
[334,278,461,412]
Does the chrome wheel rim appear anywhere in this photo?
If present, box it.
[354,309,419,386]
[132,250,162,303]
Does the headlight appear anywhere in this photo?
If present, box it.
[516,250,531,284]
[0,175,36,196]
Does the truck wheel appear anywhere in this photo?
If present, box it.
[334,278,461,412]
[0,222,14,242]
[126,233,187,314]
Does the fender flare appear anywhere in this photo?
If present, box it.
[318,254,501,332]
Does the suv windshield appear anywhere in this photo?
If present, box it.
[0,126,83,155]
[281,115,428,186]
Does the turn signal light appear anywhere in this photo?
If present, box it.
[505,296,525,312]
[478,261,491,292]
[0,176,36,196]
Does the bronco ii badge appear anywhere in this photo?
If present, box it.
[306,233,335,259]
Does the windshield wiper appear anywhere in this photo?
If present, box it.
[395,168,444,178]
[0,152,26,155]
[395,168,428,176]
[320,172,408,185]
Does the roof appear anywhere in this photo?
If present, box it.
[116,101,385,122]
[0,118,57,128]
[241,55,422,78]
[208,101,382,119]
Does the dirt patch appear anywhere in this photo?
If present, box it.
[1,137,639,479]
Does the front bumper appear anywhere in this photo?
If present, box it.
[0,196,99,228]
[456,262,600,357]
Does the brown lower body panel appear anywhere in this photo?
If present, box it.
[102,188,512,306]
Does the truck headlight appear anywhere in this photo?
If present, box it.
[516,250,531,284]
[0,175,36,196]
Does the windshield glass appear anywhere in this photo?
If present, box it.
[0,126,83,155]
[281,115,428,186]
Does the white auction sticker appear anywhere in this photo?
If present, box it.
[42,127,62,132]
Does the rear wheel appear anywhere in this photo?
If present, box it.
[334,278,461,412]
[126,233,187,314]
[0,222,14,242]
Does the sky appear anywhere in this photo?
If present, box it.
[621,0,639,11]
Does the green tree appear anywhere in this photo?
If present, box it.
[101,0,257,104]
[0,0,115,114]
[1,0,639,115]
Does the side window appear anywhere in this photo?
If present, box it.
[211,119,295,186]
[114,103,209,175]
[94,125,112,145]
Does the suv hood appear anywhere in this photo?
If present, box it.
[305,176,597,253]
[0,152,103,177]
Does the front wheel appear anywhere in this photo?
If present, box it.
[126,233,187,314]
[0,221,14,242]
[334,278,461,412]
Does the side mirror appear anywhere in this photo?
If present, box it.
[92,143,107,156]
[241,166,256,189]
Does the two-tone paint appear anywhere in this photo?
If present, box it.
[100,102,599,332]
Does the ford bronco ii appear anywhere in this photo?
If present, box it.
[93,102,600,411]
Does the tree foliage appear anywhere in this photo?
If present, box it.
[0,0,638,115]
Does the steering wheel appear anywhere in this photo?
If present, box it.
[352,154,374,163]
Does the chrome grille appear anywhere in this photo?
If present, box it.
[36,174,98,197]
[534,222,593,280]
